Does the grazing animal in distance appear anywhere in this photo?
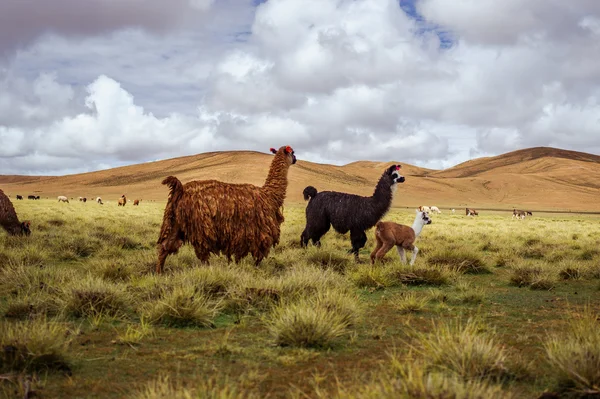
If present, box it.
[133,199,140,206]
[300,165,405,261]
[82,197,87,203]
[118,195,127,206]
[156,145,297,274]
[0,189,31,236]
[57,196,69,203]
[370,210,431,265]
[79,197,84,201]
[466,208,478,216]
[27,195,36,200]
[512,209,527,220]
[16,195,23,200]
[429,206,441,214]
[526,210,533,216]
[451,208,456,213]
[96,197,103,205]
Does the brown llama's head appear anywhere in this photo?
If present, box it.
[20,221,31,236]
[270,145,297,165]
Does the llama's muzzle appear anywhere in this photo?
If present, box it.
[396,176,405,183]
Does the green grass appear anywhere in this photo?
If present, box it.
[1,200,600,398]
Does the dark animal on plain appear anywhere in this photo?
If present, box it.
[35,196,40,200]
[512,209,526,220]
[118,195,127,206]
[0,189,31,236]
[300,165,405,260]
[526,211,533,216]
[16,195,23,200]
[83,197,87,203]
[156,145,297,274]
[466,208,478,216]
[27,195,35,200]
[133,199,140,206]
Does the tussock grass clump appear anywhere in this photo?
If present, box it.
[391,292,428,313]
[63,277,131,318]
[176,266,242,298]
[313,289,363,327]
[558,266,582,280]
[544,308,600,395]
[427,249,488,274]
[386,265,454,286]
[306,251,350,273]
[144,285,219,328]
[4,294,60,319]
[416,319,513,382]
[578,248,599,261]
[57,235,101,260]
[115,318,154,346]
[97,261,133,282]
[267,299,351,348]
[0,264,73,298]
[348,264,391,289]
[274,266,351,299]
[509,266,542,287]
[529,274,556,291]
[132,375,249,399]
[335,358,512,399]
[457,287,486,304]
[0,319,73,374]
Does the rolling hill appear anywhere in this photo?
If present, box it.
[1,147,600,212]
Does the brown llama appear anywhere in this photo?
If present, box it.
[0,189,31,236]
[156,145,297,274]
[118,195,127,206]
[133,199,140,206]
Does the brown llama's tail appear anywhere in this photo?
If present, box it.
[157,176,184,245]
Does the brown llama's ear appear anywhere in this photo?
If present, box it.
[270,148,277,154]
[284,146,293,154]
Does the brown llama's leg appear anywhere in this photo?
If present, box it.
[375,241,394,263]
[193,245,210,265]
[370,236,384,264]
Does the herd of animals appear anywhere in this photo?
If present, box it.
[15,194,142,206]
[0,145,535,274]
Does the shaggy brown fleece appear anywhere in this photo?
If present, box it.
[156,146,297,273]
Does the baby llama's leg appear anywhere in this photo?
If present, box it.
[409,245,419,266]
[396,246,407,264]
[370,236,383,264]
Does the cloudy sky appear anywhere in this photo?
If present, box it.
[1,0,599,175]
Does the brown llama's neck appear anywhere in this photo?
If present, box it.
[261,154,290,207]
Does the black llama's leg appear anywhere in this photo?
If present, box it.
[350,229,368,261]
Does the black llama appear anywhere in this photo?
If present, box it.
[300,164,405,260]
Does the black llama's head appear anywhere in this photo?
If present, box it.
[385,164,405,185]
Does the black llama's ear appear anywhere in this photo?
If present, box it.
[387,164,401,174]
[270,148,277,154]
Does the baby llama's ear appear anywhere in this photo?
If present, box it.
[270,148,277,154]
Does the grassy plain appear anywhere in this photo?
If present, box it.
[1,199,599,398]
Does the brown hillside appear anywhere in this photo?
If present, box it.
[431,147,600,178]
[1,147,600,211]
